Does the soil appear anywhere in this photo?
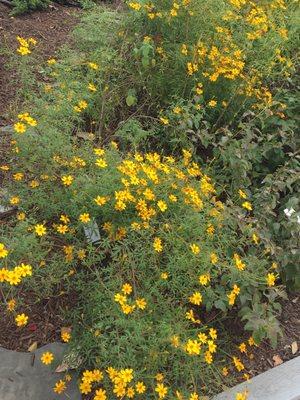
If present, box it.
[223,293,300,382]
[0,290,76,351]
[0,2,81,126]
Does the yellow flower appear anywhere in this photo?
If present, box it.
[199,274,210,285]
[128,1,142,10]
[173,106,182,114]
[127,387,135,398]
[221,366,229,377]
[189,291,202,305]
[252,233,259,244]
[92,369,103,382]
[79,380,92,394]
[185,339,201,355]
[94,148,105,156]
[47,58,56,65]
[153,237,163,252]
[210,252,218,264]
[190,393,199,400]
[160,117,169,125]
[181,44,188,55]
[79,213,91,223]
[61,331,71,342]
[161,272,168,280]
[17,46,31,56]
[239,342,247,353]
[233,356,244,371]
[60,214,70,224]
[155,373,164,381]
[266,272,276,287]
[56,224,68,234]
[94,388,107,400]
[41,352,54,365]
[10,196,20,205]
[61,175,74,186]
[13,172,24,181]
[15,313,28,327]
[197,332,207,343]
[135,381,146,394]
[122,283,133,295]
[236,391,248,400]
[205,350,213,364]
[233,253,246,271]
[155,383,168,399]
[168,194,177,202]
[197,339,211,357]
[88,83,97,92]
[35,224,47,236]
[78,100,88,109]
[248,336,256,346]
[88,62,99,70]
[0,243,9,258]
[95,158,107,168]
[190,243,200,254]
[238,189,247,199]
[53,380,66,394]
[171,335,180,347]
[157,200,167,212]
[7,299,16,311]
[208,99,217,108]
[14,122,26,133]
[136,298,147,309]
[242,201,252,211]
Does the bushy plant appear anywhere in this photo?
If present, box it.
[11,0,50,15]
[2,114,283,397]
[1,1,298,398]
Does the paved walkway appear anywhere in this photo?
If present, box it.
[214,356,300,400]
[0,343,81,400]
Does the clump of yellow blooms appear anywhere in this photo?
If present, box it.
[16,36,36,56]
[14,112,37,134]
[114,283,147,314]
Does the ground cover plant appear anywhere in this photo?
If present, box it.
[0,0,299,399]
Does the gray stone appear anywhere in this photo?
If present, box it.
[0,343,81,400]
[214,356,300,400]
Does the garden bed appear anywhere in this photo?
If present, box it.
[0,1,299,399]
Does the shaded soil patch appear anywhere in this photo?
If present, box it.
[222,293,300,383]
[0,3,81,125]
[0,289,77,351]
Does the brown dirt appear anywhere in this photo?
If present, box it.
[0,289,77,351]
[223,293,300,383]
[0,3,81,125]
[243,294,299,373]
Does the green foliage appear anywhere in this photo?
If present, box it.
[1,1,299,397]
[11,0,50,15]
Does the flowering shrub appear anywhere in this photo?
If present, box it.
[0,0,298,398]
[2,131,282,396]
[122,0,297,122]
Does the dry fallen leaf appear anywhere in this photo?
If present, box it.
[291,341,298,354]
[55,363,69,373]
[28,341,38,352]
[291,297,298,303]
[273,354,283,366]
